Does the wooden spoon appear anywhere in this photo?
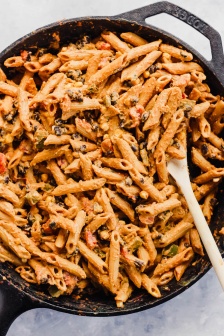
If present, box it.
[167,154,224,290]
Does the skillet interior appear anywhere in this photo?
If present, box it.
[0,17,224,316]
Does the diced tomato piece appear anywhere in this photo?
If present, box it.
[0,153,7,174]
[85,230,97,249]
[95,41,111,50]
[139,214,155,225]
[20,50,31,61]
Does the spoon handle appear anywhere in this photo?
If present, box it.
[180,180,224,290]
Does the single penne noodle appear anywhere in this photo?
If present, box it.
[29,72,65,106]
[136,196,181,216]
[85,213,111,233]
[75,117,97,142]
[115,277,133,308]
[153,247,193,276]
[100,157,132,170]
[79,152,93,180]
[138,76,156,107]
[198,115,211,138]
[47,159,67,185]
[137,246,150,272]
[88,53,128,87]
[129,167,165,203]
[212,116,224,135]
[140,229,157,266]
[61,98,101,121]
[191,147,215,172]
[143,87,171,131]
[77,240,108,274]
[101,31,130,53]
[0,226,31,261]
[189,87,201,101]
[0,68,6,81]
[154,109,184,157]
[126,40,162,63]
[7,148,23,169]
[58,49,112,62]
[30,145,70,166]
[208,131,224,151]
[85,53,102,83]
[193,168,224,184]
[0,81,18,97]
[154,221,194,248]
[70,139,98,152]
[44,134,71,146]
[202,188,217,223]
[189,101,210,118]
[147,126,161,151]
[159,44,193,61]
[115,137,148,175]
[66,210,86,255]
[123,264,142,288]
[209,99,224,123]
[162,62,203,74]
[189,228,204,256]
[0,185,20,206]
[59,60,88,72]
[96,188,117,230]
[64,158,80,173]
[18,88,32,132]
[106,188,135,222]
[0,95,14,115]
[92,164,124,183]
[87,262,116,294]
[19,70,34,90]
[0,222,42,258]
[174,258,194,281]
[194,181,219,201]
[109,230,120,291]
[166,145,186,159]
[52,178,106,196]
[38,57,62,79]
[46,76,66,103]
[48,214,76,233]
[162,86,182,128]
[152,271,175,286]
[156,74,172,92]
[120,32,148,46]
[122,50,162,82]
[24,61,42,73]
[155,150,169,184]
[55,228,68,249]
[4,56,24,67]
[116,182,140,202]
[0,243,24,266]
[141,274,161,298]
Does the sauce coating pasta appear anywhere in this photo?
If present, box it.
[0,31,223,307]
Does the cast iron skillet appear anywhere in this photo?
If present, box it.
[1,2,224,335]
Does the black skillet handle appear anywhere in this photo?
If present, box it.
[115,1,224,86]
[0,276,37,336]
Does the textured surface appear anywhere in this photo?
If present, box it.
[1,0,224,335]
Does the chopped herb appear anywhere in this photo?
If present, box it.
[162,244,179,257]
